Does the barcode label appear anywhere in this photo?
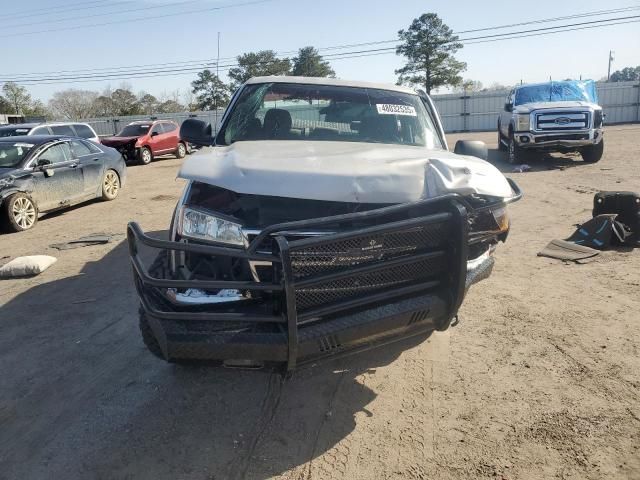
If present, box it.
[376,104,417,116]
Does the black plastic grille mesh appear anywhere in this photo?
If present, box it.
[294,254,446,311]
[289,222,448,280]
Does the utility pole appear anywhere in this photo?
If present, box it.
[607,50,615,81]
[214,32,220,132]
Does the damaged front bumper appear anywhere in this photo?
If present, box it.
[127,190,519,371]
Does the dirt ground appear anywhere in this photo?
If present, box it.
[1,125,639,480]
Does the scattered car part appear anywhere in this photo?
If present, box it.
[593,191,640,245]
[567,214,627,249]
[538,239,600,262]
[50,233,113,250]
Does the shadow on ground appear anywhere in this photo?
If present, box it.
[0,231,429,480]
[486,147,589,174]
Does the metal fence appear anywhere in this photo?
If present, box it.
[431,80,640,132]
[81,109,226,137]
[77,81,639,136]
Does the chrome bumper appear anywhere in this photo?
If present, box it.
[515,128,603,148]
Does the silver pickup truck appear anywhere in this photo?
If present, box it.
[498,80,604,164]
[127,76,522,371]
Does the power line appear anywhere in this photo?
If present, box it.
[461,18,640,45]
[4,14,637,83]
[5,17,638,86]
[3,58,219,79]
[0,0,110,20]
[0,0,275,39]
[454,5,640,34]
[4,0,204,31]
[3,5,638,79]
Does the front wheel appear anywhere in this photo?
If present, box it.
[508,133,523,165]
[581,140,604,163]
[139,147,153,165]
[175,142,186,159]
[2,193,38,232]
[101,169,120,201]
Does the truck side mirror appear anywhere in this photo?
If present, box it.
[454,140,488,160]
[180,119,214,147]
[504,102,513,112]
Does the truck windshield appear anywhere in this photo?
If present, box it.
[218,83,444,149]
[515,81,597,106]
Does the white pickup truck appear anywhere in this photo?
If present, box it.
[498,80,604,164]
[128,76,522,371]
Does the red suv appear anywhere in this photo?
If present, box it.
[101,120,187,165]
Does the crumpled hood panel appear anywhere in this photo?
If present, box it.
[178,141,514,204]
[100,136,139,147]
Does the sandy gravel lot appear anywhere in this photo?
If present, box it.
[1,126,639,480]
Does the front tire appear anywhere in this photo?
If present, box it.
[175,142,187,159]
[101,169,120,201]
[508,132,523,165]
[581,139,604,163]
[2,193,38,232]
[139,147,153,165]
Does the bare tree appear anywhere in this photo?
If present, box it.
[2,82,32,115]
[182,88,198,111]
[49,89,99,119]
[453,79,483,93]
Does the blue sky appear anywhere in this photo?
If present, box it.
[3,0,639,102]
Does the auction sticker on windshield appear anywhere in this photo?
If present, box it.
[376,104,417,116]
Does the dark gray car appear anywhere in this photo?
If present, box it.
[0,136,126,232]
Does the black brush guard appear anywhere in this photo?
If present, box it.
[127,196,472,370]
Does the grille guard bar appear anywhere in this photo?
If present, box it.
[127,185,521,370]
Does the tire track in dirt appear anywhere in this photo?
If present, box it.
[306,369,357,480]
[224,372,285,480]
[393,353,430,479]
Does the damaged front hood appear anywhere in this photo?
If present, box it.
[179,141,513,204]
[100,136,138,147]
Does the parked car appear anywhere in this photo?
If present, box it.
[498,80,604,164]
[100,120,186,165]
[0,122,100,143]
[0,136,125,232]
[127,76,522,371]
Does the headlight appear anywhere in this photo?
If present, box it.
[0,177,14,188]
[514,114,530,132]
[178,206,245,246]
[468,206,510,238]
[491,206,510,233]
